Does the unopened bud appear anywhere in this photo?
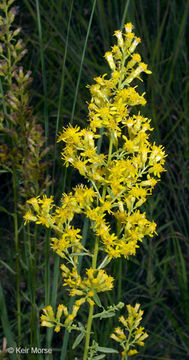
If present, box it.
[114,30,124,47]
[104,51,115,70]
[13,27,21,37]
[129,37,141,53]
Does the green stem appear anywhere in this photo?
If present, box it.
[13,169,21,350]
[5,3,11,87]
[102,134,113,200]
[83,303,94,360]
[83,130,114,359]
[35,0,49,143]
[107,134,113,164]
[83,234,99,360]
[30,224,38,348]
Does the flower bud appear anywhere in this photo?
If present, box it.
[114,30,124,47]
[104,51,116,70]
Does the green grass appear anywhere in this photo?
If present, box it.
[0,0,188,359]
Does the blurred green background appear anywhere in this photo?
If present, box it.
[1,0,189,359]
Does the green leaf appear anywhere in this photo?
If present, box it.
[0,206,14,216]
[93,291,102,307]
[0,169,9,173]
[93,355,106,360]
[72,332,85,350]
[93,311,115,319]
[97,346,118,354]
[100,311,115,318]
[70,253,91,257]
[0,260,16,275]
[98,256,111,269]
[0,283,16,360]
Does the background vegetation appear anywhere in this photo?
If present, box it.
[0,0,189,359]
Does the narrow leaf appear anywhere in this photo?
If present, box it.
[97,346,118,354]
[72,332,85,350]
[93,292,102,307]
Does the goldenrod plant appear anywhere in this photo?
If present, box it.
[24,23,166,358]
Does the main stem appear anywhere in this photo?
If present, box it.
[83,236,98,360]
[83,135,114,360]
[83,302,94,360]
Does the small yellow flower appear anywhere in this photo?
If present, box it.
[104,51,116,70]
[124,23,134,33]
[27,197,39,212]
[41,306,55,328]
[128,349,138,356]
[23,209,37,224]
[114,30,124,47]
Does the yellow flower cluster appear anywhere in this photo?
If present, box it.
[24,186,95,259]
[24,23,166,338]
[61,265,114,305]
[25,23,165,261]
[110,303,148,357]
[40,268,114,331]
[41,298,85,332]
